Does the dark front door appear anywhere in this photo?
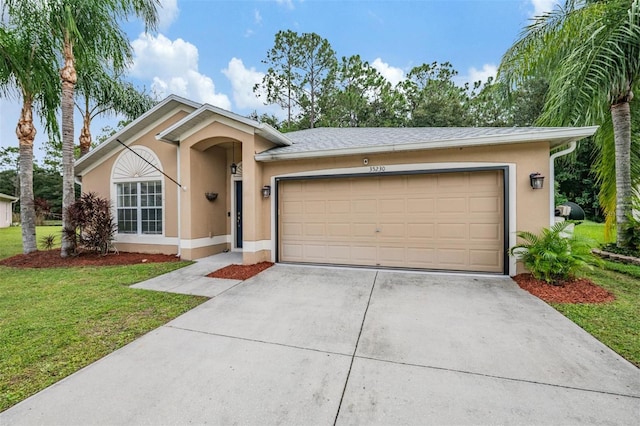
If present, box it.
[235,181,243,248]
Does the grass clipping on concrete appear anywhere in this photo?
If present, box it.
[0,262,207,412]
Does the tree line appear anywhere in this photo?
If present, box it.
[252,30,547,131]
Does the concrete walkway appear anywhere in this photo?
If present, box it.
[2,258,639,425]
[131,251,243,297]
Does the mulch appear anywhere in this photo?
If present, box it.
[0,249,180,268]
[206,262,274,280]
[512,274,615,304]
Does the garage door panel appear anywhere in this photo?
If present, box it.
[407,198,435,213]
[469,223,501,240]
[469,196,500,213]
[438,197,467,214]
[470,249,501,270]
[438,223,468,239]
[304,200,325,213]
[279,171,504,273]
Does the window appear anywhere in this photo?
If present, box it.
[116,181,162,235]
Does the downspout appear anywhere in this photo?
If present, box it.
[176,144,181,257]
[549,141,577,226]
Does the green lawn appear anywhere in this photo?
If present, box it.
[555,264,640,367]
[0,227,207,412]
[546,221,639,367]
[0,226,63,259]
[573,220,615,245]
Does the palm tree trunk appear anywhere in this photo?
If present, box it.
[60,34,77,258]
[79,108,91,157]
[611,100,632,247]
[16,97,37,254]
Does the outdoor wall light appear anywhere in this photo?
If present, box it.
[230,142,238,175]
[529,172,545,189]
[261,185,271,198]
[205,192,218,201]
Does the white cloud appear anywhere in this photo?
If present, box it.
[276,0,294,10]
[530,0,558,17]
[467,64,497,85]
[157,0,179,31]
[130,33,231,109]
[222,58,265,110]
[254,9,262,24]
[371,58,405,87]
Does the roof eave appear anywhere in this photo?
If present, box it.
[155,104,292,146]
[255,126,599,162]
[75,95,201,175]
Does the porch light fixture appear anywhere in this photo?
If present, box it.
[230,142,237,175]
[529,172,545,189]
[261,185,271,198]
[205,192,218,201]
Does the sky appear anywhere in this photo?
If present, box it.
[0,0,560,163]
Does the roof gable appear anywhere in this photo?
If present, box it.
[75,95,201,175]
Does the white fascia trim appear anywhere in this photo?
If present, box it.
[155,105,292,146]
[76,96,200,174]
[269,162,518,275]
[255,127,599,162]
[242,240,272,253]
[180,235,230,249]
[115,235,178,246]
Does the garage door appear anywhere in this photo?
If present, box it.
[278,170,505,273]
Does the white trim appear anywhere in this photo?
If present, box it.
[255,126,599,162]
[77,101,197,176]
[242,240,272,253]
[110,147,166,238]
[270,162,517,275]
[180,235,230,249]
[114,235,178,245]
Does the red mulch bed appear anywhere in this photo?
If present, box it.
[0,250,180,268]
[513,274,615,304]
[207,262,274,280]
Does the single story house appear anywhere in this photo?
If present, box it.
[75,95,597,276]
[0,193,18,228]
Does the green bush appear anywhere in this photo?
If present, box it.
[509,221,601,284]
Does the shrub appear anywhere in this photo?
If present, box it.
[40,234,56,250]
[619,212,640,252]
[509,221,601,284]
[65,192,115,255]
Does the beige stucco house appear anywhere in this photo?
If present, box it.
[75,95,597,276]
[0,193,18,228]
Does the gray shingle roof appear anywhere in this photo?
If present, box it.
[255,126,598,161]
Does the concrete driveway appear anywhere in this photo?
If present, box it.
[2,264,639,425]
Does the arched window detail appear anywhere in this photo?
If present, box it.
[111,146,163,235]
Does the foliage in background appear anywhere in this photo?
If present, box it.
[499,0,640,248]
[64,193,116,255]
[509,221,601,284]
[555,139,604,221]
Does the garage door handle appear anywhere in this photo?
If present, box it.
[375,228,381,233]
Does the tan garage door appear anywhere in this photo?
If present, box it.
[278,170,505,273]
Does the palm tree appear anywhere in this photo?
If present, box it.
[5,0,159,256]
[76,66,156,156]
[499,0,640,247]
[0,15,60,253]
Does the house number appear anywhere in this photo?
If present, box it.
[369,166,386,173]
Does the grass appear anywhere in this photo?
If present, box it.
[543,221,640,367]
[573,220,614,245]
[0,226,63,259]
[0,227,207,412]
[553,265,640,367]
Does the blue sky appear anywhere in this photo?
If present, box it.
[0,0,559,162]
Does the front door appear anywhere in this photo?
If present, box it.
[235,180,243,248]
